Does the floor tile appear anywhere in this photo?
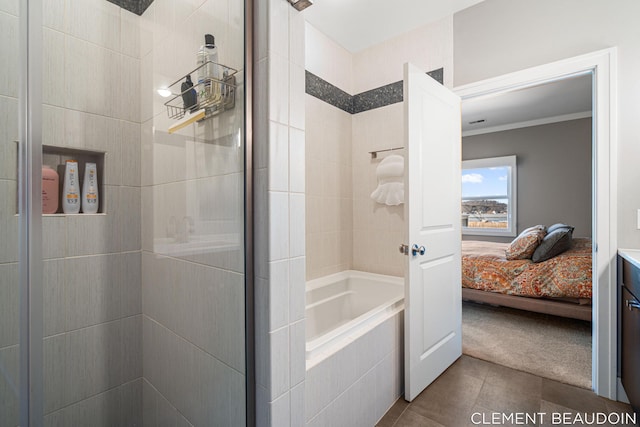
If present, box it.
[395,409,445,427]
[541,378,608,414]
[475,380,541,415]
[376,398,409,427]
[462,404,541,427]
[484,362,543,398]
[408,369,484,426]
[604,397,634,415]
[445,355,492,382]
[382,357,633,427]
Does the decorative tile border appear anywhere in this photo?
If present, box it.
[352,81,403,113]
[107,0,153,15]
[305,71,355,114]
[305,68,444,114]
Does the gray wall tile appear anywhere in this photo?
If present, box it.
[121,187,142,251]
[44,334,67,414]
[121,121,142,187]
[120,379,143,427]
[0,345,19,427]
[0,263,18,348]
[142,378,157,427]
[64,386,121,427]
[65,321,123,405]
[42,215,66,260]
[122,251,142,317]
[0,12,18,98]
[66,254,121,330]
[0,96,18,180]
[122,315,142,383]
[43,259,66,337]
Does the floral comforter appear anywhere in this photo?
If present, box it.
[461,238,592,299]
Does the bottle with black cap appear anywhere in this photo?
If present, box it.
[181,74,198,113]
[197,34,219,88]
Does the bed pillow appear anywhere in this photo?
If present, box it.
[532,226,574,263]
[505,225,547,260]
[547,223,575,234]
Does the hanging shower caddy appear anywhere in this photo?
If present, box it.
[164,60,238,122]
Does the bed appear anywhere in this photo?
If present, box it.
[462,238,592,321]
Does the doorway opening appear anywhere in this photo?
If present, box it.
[460,72,594,389]
[455,48,618,399]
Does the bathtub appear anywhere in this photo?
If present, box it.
[305,270,404,361]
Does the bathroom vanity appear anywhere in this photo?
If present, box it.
[618,250,640,416]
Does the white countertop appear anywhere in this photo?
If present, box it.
[618,249,640,269]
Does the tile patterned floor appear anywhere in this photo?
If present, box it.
[377,355,635,427]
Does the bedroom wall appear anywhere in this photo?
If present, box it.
[453,0,640,249]
[462,118,592,243]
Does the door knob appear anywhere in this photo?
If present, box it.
[399,244,409,255]
[412,244,426,256]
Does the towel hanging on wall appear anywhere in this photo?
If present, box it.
[370,154,404,206]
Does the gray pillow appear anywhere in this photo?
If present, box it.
[532,227,573,263]
[547,223,575,234]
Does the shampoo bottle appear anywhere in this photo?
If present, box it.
[42,165,59,214]
[196,34,220,102]
[62,160,80,214]
[82,162,99,214]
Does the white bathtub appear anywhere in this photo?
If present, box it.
[305,270,404,361]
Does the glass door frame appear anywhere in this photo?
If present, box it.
[18,0,43,425]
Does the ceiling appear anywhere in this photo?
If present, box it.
[303,0,485,53]
[461,73,593,135]
[302,0,592,134]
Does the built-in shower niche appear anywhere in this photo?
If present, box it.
[42,146,105,214]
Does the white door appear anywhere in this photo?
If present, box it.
[403,62,462,402]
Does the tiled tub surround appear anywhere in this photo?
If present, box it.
[305,19,452,281]
[305,309,403,427]
[305,270,404,426]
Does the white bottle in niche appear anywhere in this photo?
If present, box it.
[82,162,99,214]
[62,160,80,214]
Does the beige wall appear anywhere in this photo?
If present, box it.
[305,95,353,279]
[463,118,593,243]
[454,0,640,249]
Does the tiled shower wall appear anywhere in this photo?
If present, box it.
[0,1,21,421]
[41,0,144,424]
[0,0,143,424]
[304,24,353,280]
[139,0,247,425]
[305,18,454,279]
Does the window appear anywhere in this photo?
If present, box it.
[462,155,517,237]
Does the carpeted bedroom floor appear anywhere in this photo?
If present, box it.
[462,301,592,389]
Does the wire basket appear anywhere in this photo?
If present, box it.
[164,61,238,121]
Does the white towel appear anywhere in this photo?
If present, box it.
[370,154,404,206]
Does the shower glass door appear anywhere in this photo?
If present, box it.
[11,0,251,425]
[1,0,22,424]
